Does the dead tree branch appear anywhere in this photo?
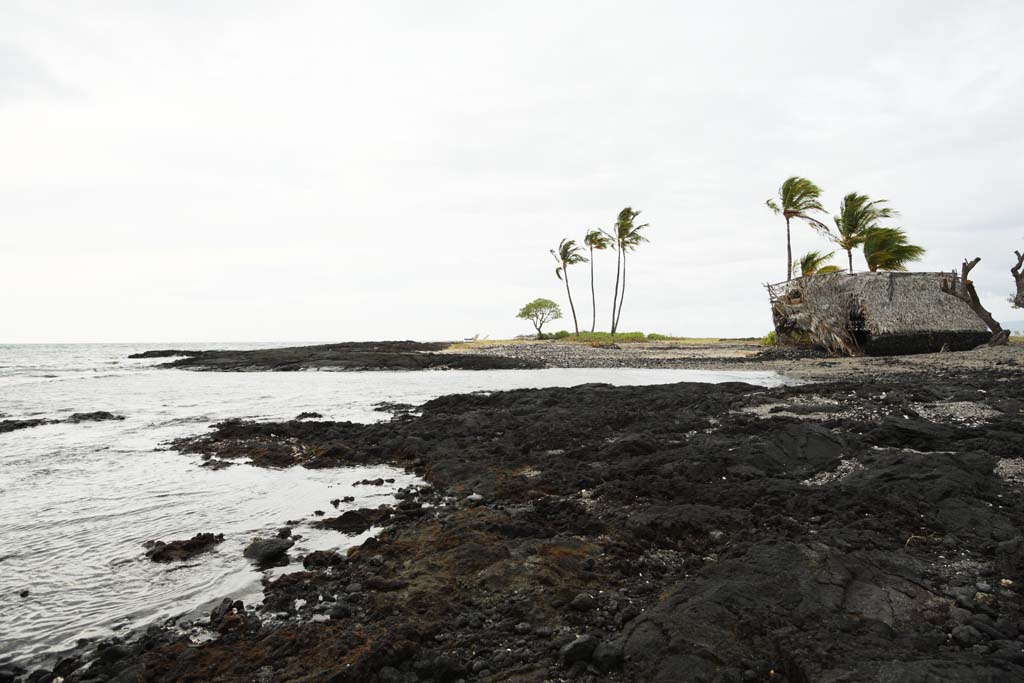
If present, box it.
[1012,250,1024,309]
[940,257,1009,345]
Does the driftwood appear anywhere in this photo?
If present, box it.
[1012,250,1024,309]
[940,258,1009,346]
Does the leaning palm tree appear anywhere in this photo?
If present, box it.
[793,250,840,277]
[583,229,613,333]
[606,207,649,334]
[551,238,588,336]
[863,227,925,272]
[766,176,828,281]
[831,192,898,273]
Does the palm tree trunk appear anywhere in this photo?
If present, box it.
[847,249,854,274]
[610,245,622,334]
[616,250,627,333]
[589,246,597,333]
[564,269,579,336]
[786,216,792,281]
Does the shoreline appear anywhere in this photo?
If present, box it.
[28,351,1024,683]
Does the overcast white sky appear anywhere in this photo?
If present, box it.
[3,0,1023,343]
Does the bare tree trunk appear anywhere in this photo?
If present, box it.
[1012,250,1024,309]
[786,216,792,281]
[610,245,622,334]
[941,258,1008,345]
[616,249,628,333]
[589,246,597,333]
[564,269,579,336]
[847,249,854,274]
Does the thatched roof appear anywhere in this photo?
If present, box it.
[769,272,990,356]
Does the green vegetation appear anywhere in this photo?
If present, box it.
[551,239,588,336]
[863,227,925,272]
[608,207,649,334]
[537,331,702,343]
[793,250,840,277]
[767,180,927,280]
[832,193,898,273]
[766,177,828,282]
[583,229,613,333]
[516,298,562,338]
[761,330,777,346]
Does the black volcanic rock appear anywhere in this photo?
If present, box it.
[63,365,1024,683]
[128,350,204,359]
[0,419,52,434]
[133,341,542,372]
[144,533,225,562]
[66,412,125,423]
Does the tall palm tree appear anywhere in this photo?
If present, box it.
[551,238,588,336]
[793,250,840,277]
[863,227,925,272]
[583,229,612,333]
[766,176,828,281]
[606,207,649,334]
[832,192,897,273]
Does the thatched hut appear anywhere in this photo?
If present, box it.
[768,272,991,356]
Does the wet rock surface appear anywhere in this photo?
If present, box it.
[65,411,125,423]
[143,533,224,562]
[127,350,205,359]
[242,537,294,563]
[136,340,543,372]
[56,363,1024,682]
[0,419,53,434]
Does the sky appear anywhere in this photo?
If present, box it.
[2,0,1024,343]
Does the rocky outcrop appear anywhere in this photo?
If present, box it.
[144,533,224,562]
[62,365,1024,682]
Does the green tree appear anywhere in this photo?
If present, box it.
[766,176,828,281]
[863,227,925,271]
[831,192,897,273]
[793,250,840,277]
[551,239,588,336]
[606,207,649,334]
[583,229,613,333]
[516,298,562,338]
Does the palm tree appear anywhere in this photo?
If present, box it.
[766,177,828,281]
[583,229,612,333]
[832,192,897,273]
[606,207,649,334]
[793,250,840,277]
[863,227,925,272]
[551,238,588,336]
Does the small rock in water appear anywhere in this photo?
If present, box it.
[19,589,30,598]
[295,411,323,420]
[243,537,294,562]
[65,411,125,423]
[145,532,224,562]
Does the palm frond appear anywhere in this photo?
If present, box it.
[863,227,925,272]
[794,250,837,277]
[832,192,898,251]
[584,229,612,250]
